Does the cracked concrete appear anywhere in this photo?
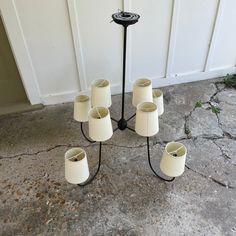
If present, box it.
[186,108,223,138]
[0,78,236,235]
[218,102,236,138]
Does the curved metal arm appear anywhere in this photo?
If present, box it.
[147,137,175,182]
[80,123,96,143]
[78,142,102,186]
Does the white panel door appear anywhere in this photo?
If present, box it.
[14,0,79,96]
[210,0,236,70]
[129,0,173,81]
[75,0,123,92]
[171,0,219,75]
[1,0,235,105]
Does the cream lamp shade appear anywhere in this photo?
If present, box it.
[74,95,91,122]
[160,142,187,177]
[91,79,112,108]
[135,102,159,137]
[132,78,153,107]
[88,107,113,142]
[153,89,164,116]
[65,148,90,184]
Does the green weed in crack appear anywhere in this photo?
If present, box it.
[223,74,236,89]
[195,101,203,108]
[211,105,221,114]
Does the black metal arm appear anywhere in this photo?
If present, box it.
[78,142,102,186]
[111,117,118,123]
[147,137,175,182]
[127,113,136,122]
[80,123,96,143]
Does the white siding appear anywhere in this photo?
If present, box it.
[210,0,236,69]
[0,0,235,105]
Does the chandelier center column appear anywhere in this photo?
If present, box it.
[118,25,128,130]
[121,25,127,121]
[112,11,140,131]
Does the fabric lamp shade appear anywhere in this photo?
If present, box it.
[132,78,153,107]
[135,102,159,137]
[91,79,112,108]
[65,148,90,184]
[88,107,113,142]
[153,89,164,116]
[160,142,187,177]
[74,95,91,122]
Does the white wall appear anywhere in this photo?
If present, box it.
[0,0,235,105]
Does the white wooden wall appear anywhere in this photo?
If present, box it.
[0,0,235,105]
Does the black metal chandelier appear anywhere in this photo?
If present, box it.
[64,12,187,187]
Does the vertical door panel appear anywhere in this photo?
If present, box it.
[210,0,236,69]
[76,0,123,88]
[15,0,79,95]
[171,0,219,75]
[130,0,173,81]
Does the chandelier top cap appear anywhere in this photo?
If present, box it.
[112,11,140,27]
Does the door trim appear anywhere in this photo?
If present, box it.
[0,0,41,105]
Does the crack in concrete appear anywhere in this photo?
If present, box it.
[184,106,196,139]
[185,164,234,189]
[1,132,235,162]
[180,82,236,189]
[212,140,236,167]
[0,142,151,160]
[212,140,231,160]
[207,82,236,139]
[1,80,235,192]
[0,144,91,160]
[104,143,148,149]
[222,131,236,140]
[182,82,219,139]
[198,82,223,126]
[184,81,235,141]
[210,81,225,103]
[215,81,225,91]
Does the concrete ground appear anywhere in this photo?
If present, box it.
[0,78,236,236]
